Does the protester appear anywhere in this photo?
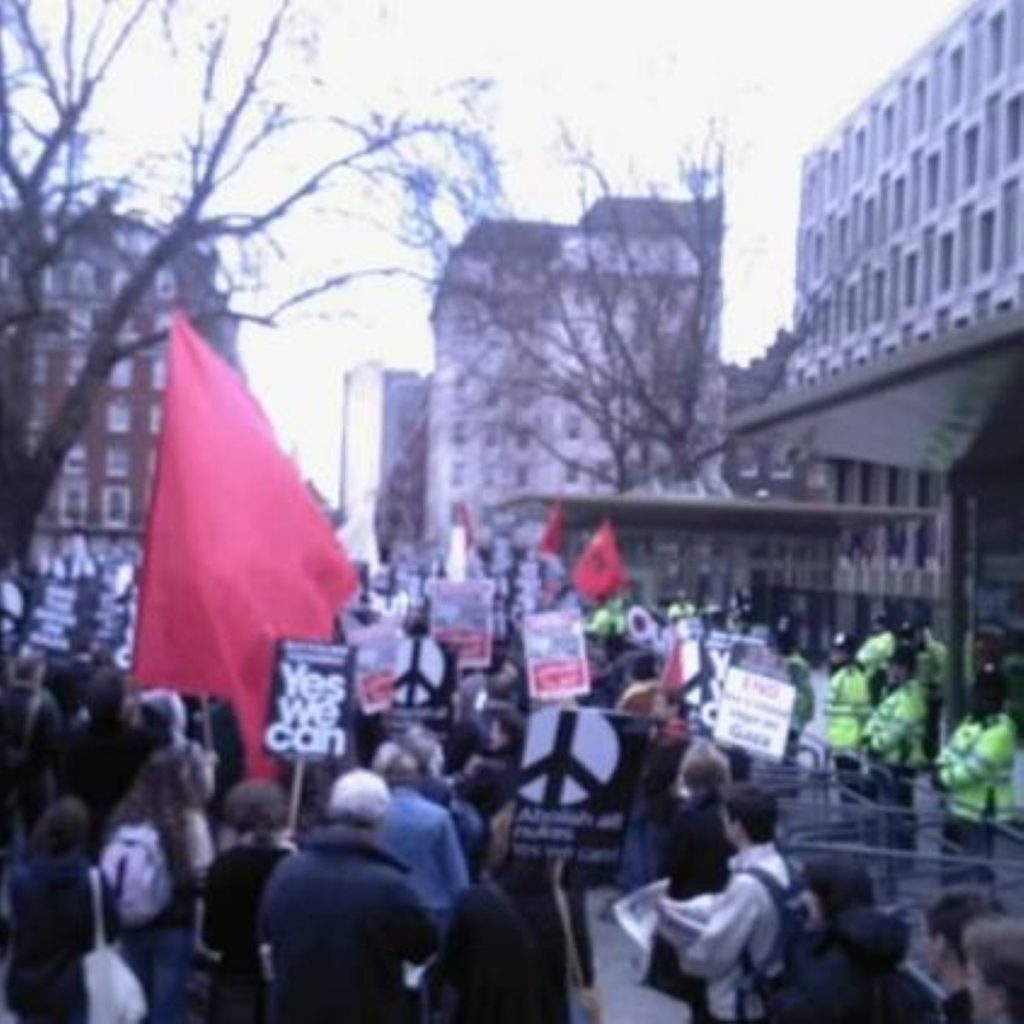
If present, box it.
[105,746,214,1024]
[138,689,217,804]
[648,742,733,1010]
[201,781,293,1024]
[457,704,525,820]
[926,888,1006,1024]
[658,784,797,1024]
[62,668,154,851]
[963,917,1024,1024]
[770,854,942,1023]
[374,741,469,933]
[1,654,62,837]
[6,797,119,1024]
[259,768,438,1024]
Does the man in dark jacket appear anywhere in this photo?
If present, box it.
[260,769,438,1024]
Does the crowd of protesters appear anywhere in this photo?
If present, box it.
[0,592,1022,1024]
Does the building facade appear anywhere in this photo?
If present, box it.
[428,196,726,545]
[20,216,237,550]
[340,363,429,555]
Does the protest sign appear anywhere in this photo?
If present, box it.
[524,611,590,702]
[24,579,91,658]
[264,641,352,762]
[681,629,770,735]
[385,635,456,736]
[510,708,649,881]
[713,658,796,762]
[429,579,495,669]
[348,621,403,715]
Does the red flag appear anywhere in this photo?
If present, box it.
[134,314,359,777]
[454,501,476,551]
[539,500,565,556]
[572,520,628,600]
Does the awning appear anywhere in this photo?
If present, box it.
[730,308,1024,473]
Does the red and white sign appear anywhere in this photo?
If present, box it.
[713,665,796,762]
[429,580,495,670]
[349,621,403,714]
[524,611,591,702]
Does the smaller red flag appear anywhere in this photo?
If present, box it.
[539,501,565,556]
[572,520,628,600]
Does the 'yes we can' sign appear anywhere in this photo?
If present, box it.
[264,640,353,762]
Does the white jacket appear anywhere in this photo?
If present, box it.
[666,842,789,1022]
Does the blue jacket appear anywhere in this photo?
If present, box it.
[378,786,469,920]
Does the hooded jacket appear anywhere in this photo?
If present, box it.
[259,824,438,1024]
[770,907,910,1024]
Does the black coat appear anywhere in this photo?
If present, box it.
[771,907,912,1024]
[440,884,559,1024]
[6,850,118,1020]
[259,825,438,1024]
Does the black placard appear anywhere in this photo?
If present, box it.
[509,708,650,881]
[384,635,456,737]
[264,640,353,763]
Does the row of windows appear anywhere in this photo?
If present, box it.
[450,460,603,489]
[63,444,146,480]
[30,400,161,437]
[803,97,1024,280]
[58,484,134,529]
[0,259,177,301]
[807,183,1021,346]
[452,414,584,447]
[804,2,1024,217]
[35,352,166,389]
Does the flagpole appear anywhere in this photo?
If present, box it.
[199,696,215,751]
[287,760,306,835]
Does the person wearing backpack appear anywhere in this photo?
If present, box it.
[103,746,214,1024]
[770,855,944,1024]
[658,784,801,1024]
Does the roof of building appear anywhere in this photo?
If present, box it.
[504,492,923,535]
[455,219,565,260]
[579,195,723,238]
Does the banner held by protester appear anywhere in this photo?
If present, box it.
[524,610,591,702]
[429,579,495,670]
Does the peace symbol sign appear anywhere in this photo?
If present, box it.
[519,708,619,807]
[393,637,446,709]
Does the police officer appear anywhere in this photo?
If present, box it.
[857,612,896,705]
[864,643,928,849]
[826,632,872,778]
[935,664,1018,872]
[775,616,815,753]
[899,619,948,759]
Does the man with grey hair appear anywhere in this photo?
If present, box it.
[260,768,437,1023]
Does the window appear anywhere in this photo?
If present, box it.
[60,483,87,527]
[150,404,161,435]
[923,227,937,303]
[1002,179,1019,268]
[66,350,85,385]
[839,216,849,261]
[979,209,997,273]
[32,351,47,386]
[516,428,529,450]
[482,465,494,488]
[1008,96,1023,162]
[105,445,130,479]
[959,204,975,287]
[873,269,886,322]
[863,196,875,248]
[451,462,464,487]
[72,263,95,294]
[855,128,866,179]
[150,356,166,390]
[69,308,92,337]
[914,78,928,134]
[905,251,919,307]
[926,153,941,210]
[155,269,175,299]
[945,125,959,204]
[931,48,944,128]
[65,445,86,476]
[829,151,840,197]
[939,232,956,292]
[910,151,923,224]
[770,446,794,480]
[970,14,985,99]
[985,96,1000,179]
[893,176,906,231]
[882,105,895,158]
[950,46,966,107]
[845,283,858,334]
[109,358,133,388]
[964,125,980,187]
[515,465,529,488]
[452,421,466,445]
[107,398,131,434]
[889,246,901,323]
[102,486,131,529]
[565,464,580,485]
[991,10,1007,78]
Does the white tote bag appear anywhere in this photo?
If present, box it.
[84,868,147,1024]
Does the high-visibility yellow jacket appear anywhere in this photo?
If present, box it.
[937,712,1018,822]
[857,631,896,679]
[864,679,928,769]
[827,663,872,753]
[588,598,626,636]
[918,632,948,699]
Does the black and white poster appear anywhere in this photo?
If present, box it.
[683,630,769,736]
[23,580,91,658]
[384,635,456,736]
[264,640,353,762]
[510,708,650,881]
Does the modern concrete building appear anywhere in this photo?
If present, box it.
[340,363,429,555]
[428,196,726,545]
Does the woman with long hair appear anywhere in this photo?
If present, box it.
[105,746,213,1024]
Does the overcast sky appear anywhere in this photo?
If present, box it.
[239,0,966,500]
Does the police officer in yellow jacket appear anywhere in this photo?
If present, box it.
[864,644,928,849]
[936,664,1018,871]
[857,612,896,704]
[826,632,872,777]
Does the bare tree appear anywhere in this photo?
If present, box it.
[0,0,499,563]
[436,137,725,497]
